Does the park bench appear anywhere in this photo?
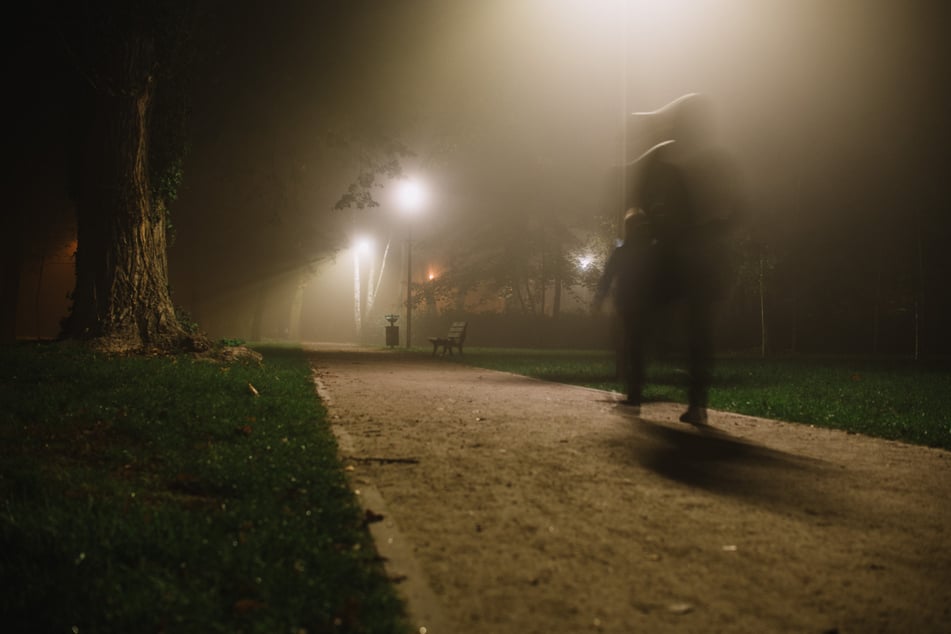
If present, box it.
[428,321,467,357]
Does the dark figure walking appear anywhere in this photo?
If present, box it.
[593,209,658,413]
[626,93,747,425]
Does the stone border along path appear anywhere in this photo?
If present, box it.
[306,343,951,634]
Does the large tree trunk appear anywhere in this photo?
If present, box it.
[63,37,191,353]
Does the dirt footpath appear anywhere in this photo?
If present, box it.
[306,345,951,634]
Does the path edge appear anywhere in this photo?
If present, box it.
[311,367,450,634]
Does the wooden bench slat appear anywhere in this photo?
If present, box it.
[427,321,468,356]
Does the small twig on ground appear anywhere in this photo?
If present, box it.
[345,456,420,465]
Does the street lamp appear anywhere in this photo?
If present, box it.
[397,178,427,349]
[352,237,373,340]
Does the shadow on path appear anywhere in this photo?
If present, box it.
[610,407,839,515]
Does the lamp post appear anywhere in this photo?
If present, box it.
[352,237,372,340]
[397,178,426,349]
[406,223,413,349]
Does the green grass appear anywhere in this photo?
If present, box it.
[0,342,408,634]
[444,347,951,450]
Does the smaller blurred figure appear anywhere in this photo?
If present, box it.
[593,209,658,412]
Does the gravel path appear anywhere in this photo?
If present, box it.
[306,344,951,634]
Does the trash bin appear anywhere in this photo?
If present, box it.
[384,314,400,347]
[385,326,399,348]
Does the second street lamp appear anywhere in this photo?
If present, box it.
[397,178,426,349]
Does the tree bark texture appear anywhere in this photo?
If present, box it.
[64,37,187,352]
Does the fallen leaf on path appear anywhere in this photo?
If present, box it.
[667,603,693,615]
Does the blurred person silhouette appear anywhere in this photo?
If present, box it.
[592,209,658,412]
[624,93,748,426]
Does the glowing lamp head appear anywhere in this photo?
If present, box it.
[354,237,373,254]
[397,178,427,214]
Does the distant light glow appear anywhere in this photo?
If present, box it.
[354,237,373,254]
[428,272,435,281]
[578,255,594,270]
[397,178,427,214]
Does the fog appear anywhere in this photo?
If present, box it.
[165,0,949,351]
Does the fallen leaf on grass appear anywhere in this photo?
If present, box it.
[233,598,267,615]
[248,382,259,396]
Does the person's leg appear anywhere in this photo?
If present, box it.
[623,307,655,414]
[620,314,643,410]
[626,341,642,407]
[681,297,713,425]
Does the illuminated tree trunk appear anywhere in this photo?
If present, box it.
[63,37,190,353]
[914,214,923,361]
[352,249,362,338]
[872,261,881,356]
[790,295,798,354]
[250,282,268,342]
[288,276,306,341]
[539,249,548,317]
[759,254,768,358]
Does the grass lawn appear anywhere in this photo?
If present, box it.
[0,342,408,634]
[444,347,951,451]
